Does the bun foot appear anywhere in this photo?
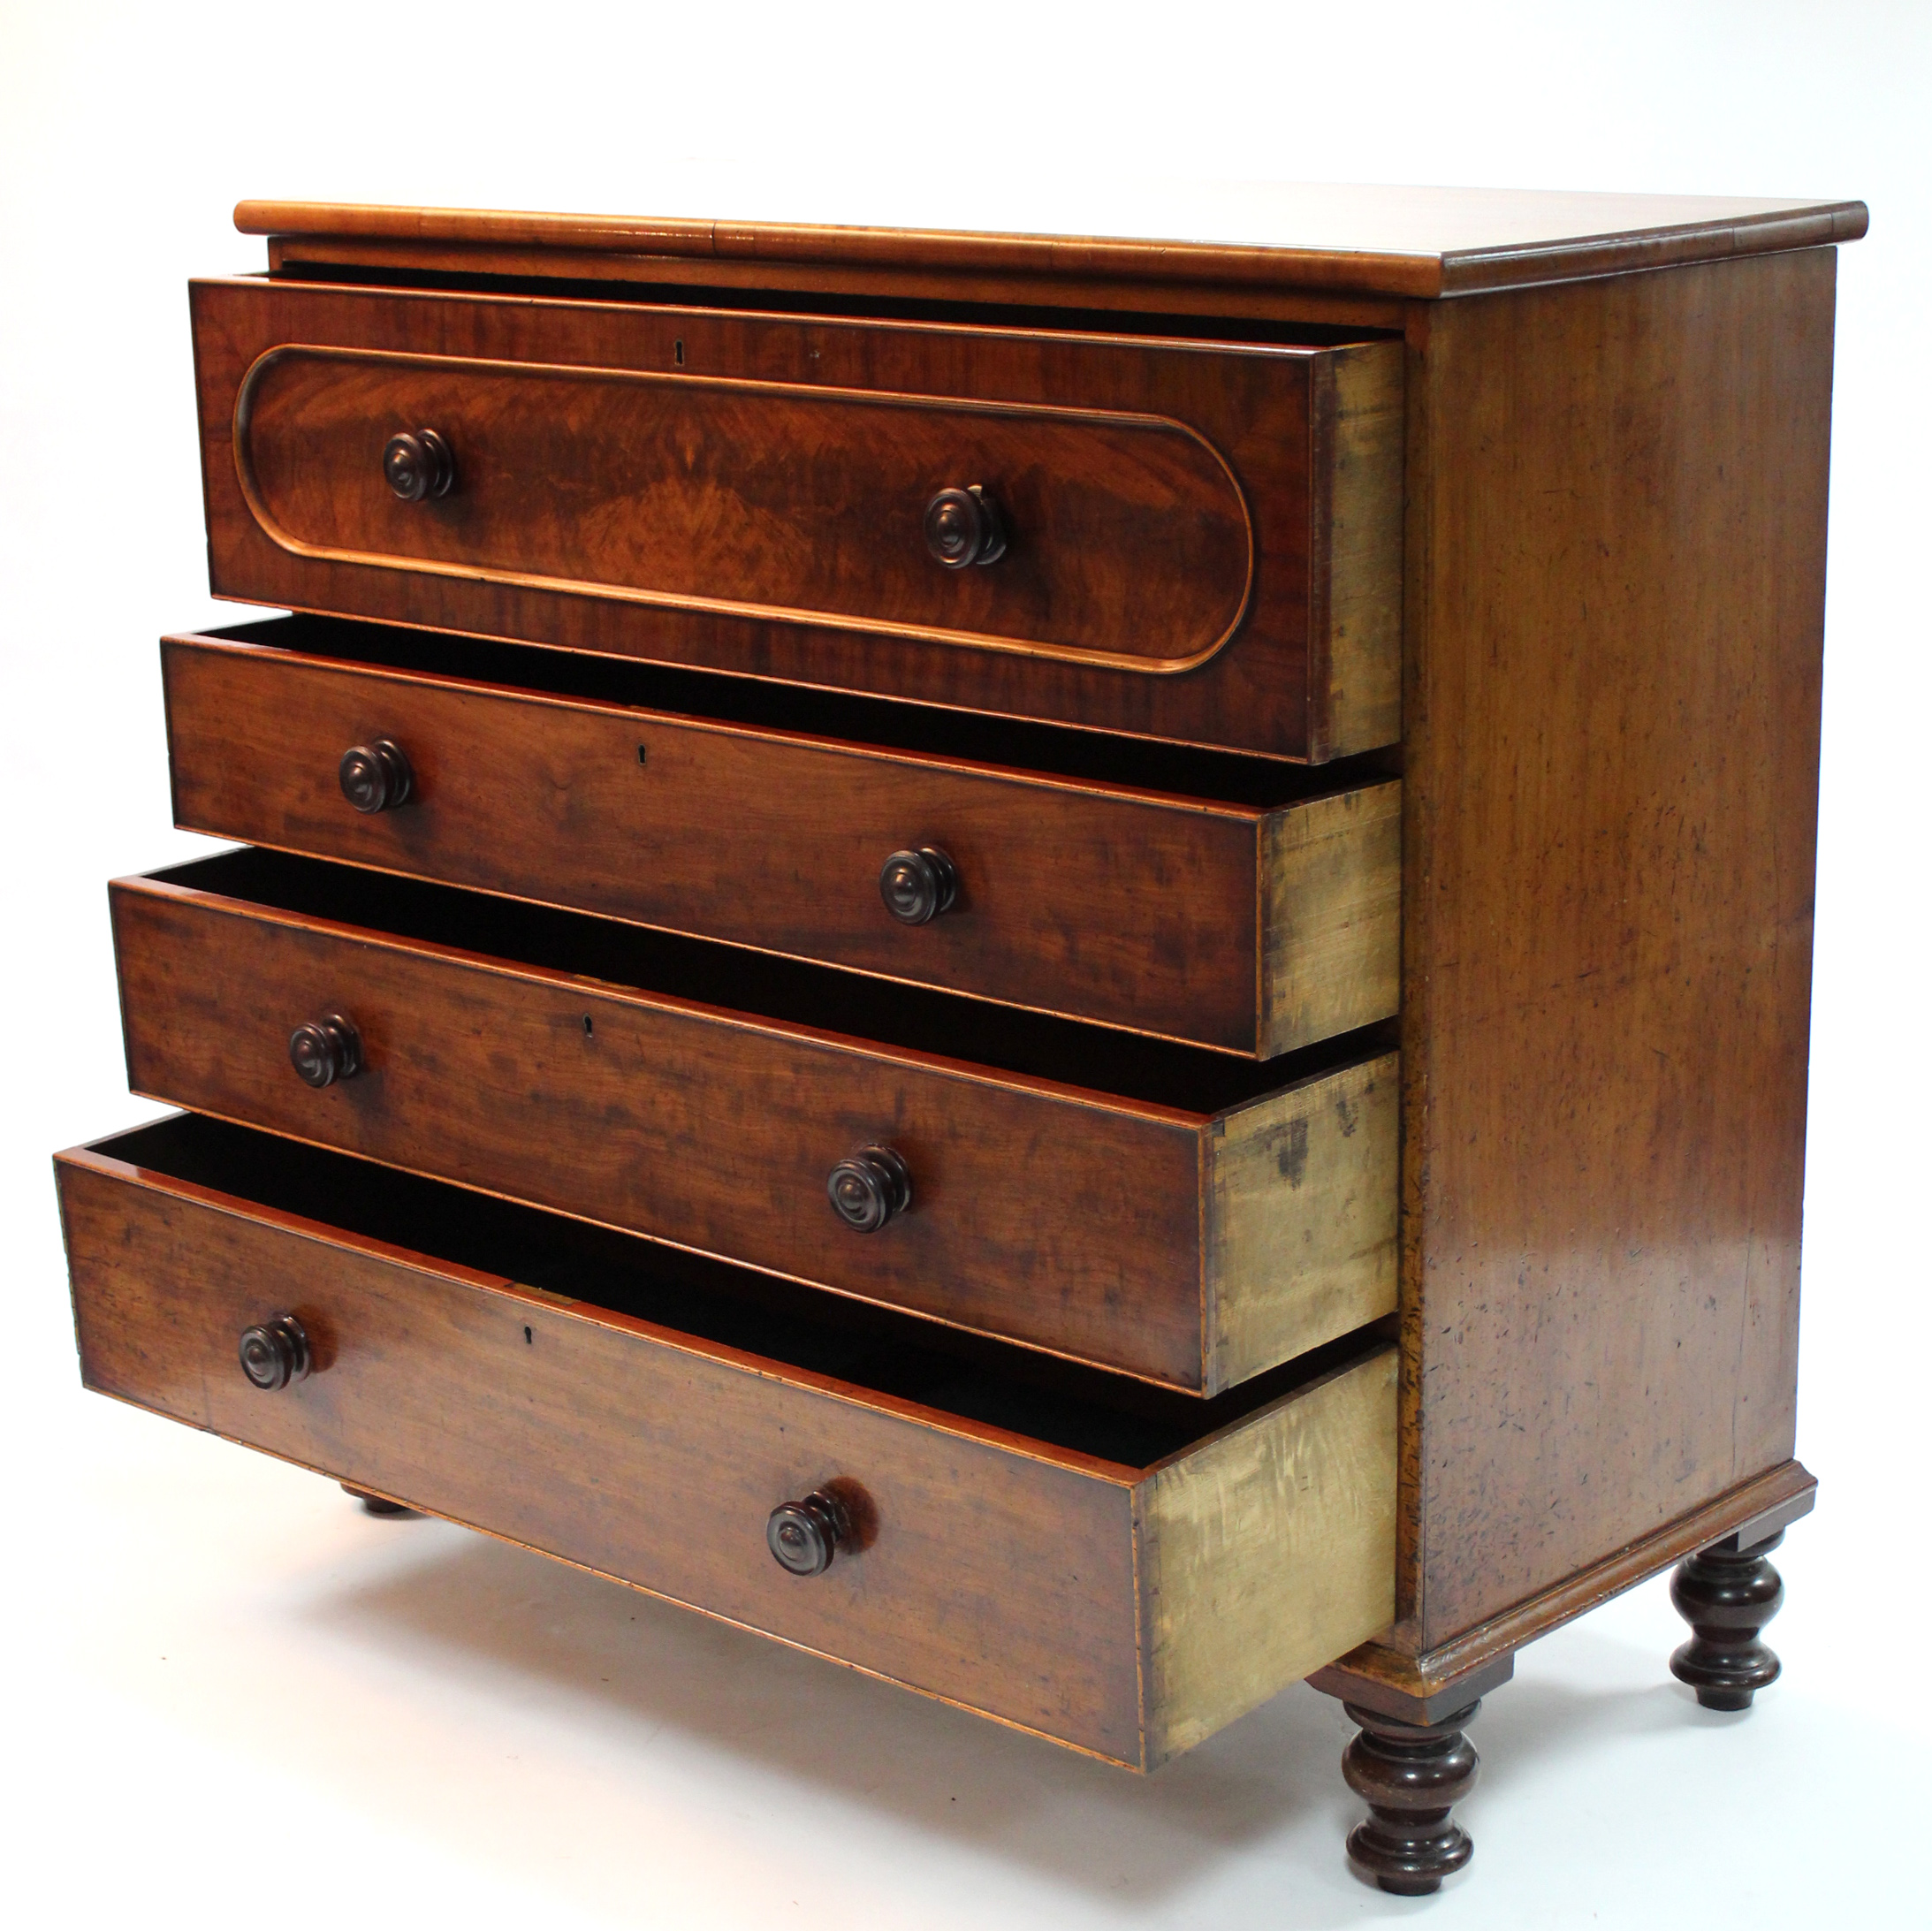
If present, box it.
[341,1482,412,1517]
[1341,1699,1480,1895]
[1670,1530,1784,1710]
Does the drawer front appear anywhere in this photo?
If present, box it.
[237,346,1252,672]
[110,863,1398,1393]
[164,631,1402,1057]
[193,279,1403,761]
[57,1128,1400,1767]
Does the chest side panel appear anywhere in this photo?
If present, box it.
[1401,249,1833,1645]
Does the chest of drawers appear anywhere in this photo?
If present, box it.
[55,185,1864,1894]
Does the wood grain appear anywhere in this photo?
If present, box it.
[56,1122,1399,1766]
[57,1135,1144,1758]
[109,856,1398,1392]
[1392,248,1837,1648]
[235,345,1256,673]
[1206,1053,1399,1391]
[1259,782,1403,1058]
[1312,345,1405,759]
[64,195,1866,1771]
[233,191,1868,300]
[1315,1460,1815,1720]
[162,628,1400,1055]
[1138,1348,1397,1764]
[191,277,1404,762]
[262,233,1412,331]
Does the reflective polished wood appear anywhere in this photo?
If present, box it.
[50,185,1862,1889]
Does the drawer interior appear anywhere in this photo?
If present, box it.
[205,616,1398,802]
[92,1113,1382,1471]
[148,846,1392,1115]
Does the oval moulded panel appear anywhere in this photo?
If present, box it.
[233,346,1256,673]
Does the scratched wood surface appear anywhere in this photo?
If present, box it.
[1382,247,1837,1653]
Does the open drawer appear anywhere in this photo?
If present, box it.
[110,849,1397,1394]
[163,616,1400,1058]
[57,1114,1398,1768]
[191,277,1402,762]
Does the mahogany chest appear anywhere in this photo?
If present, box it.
[55,185,1864,1892]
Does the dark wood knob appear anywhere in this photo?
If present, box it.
[924,484,1006,568]
[383,427,456,502]
[338,739,414,813]
[827,1145,912,1231]
[879,847,959,924]
[766,1490,851,1576]
[239,1313,311,1391]
[288,1013,363,1088]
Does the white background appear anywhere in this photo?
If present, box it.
[3,4,1927,1926]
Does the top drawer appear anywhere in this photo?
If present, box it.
[192,279,1402,761]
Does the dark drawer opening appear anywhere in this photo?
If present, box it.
[148,846,1392,1115]
[204,617,1398,802]
[92,1113,1383,1467]
[265,259,1398,348]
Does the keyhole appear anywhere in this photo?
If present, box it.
[673,339,685,367]
[582,1015,594,1037]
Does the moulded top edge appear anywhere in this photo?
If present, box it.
[233,186,1868,300]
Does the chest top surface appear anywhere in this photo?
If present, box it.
[235,183,1867,300]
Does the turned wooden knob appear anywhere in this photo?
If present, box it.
[288,1013,363,1088]
[338,739,414,813]
[766,1490,851,1577]
[879,847,958,924]
[826,1145,912,1232]
[383,427,456,501]
[924,484,1006,568]
[239,1313,311,1391]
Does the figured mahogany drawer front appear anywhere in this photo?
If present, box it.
[57,1117,1398,1768]
[163,627,1401,1058]
[193,278,1403,761]
[240,345,1253,670]
[109,851,1398,1395]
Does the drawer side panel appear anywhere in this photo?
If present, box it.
[1312,343,1405,759]
[1205,1052,1400,1392]
[1259,780,1402,1057]
[1137,1347,1398,1765]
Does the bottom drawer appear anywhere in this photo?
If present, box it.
[56,1114,1396,1769]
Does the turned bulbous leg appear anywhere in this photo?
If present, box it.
[341,1481,411,1517]
[1670,1530,1784,1711]
[1341,1699,1480,1896]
